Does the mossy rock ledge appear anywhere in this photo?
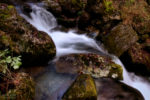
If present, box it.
[62,74,97,100]
[55,53,123,80]
[0,3,56,66]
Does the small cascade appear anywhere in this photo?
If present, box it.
[21,4,108,57]
[21,4,150,100]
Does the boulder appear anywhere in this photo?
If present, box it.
[55,53,123,80]
[103,24,138,57]
[0,3,56,66]
[62,74,97,100]
[120,43,150,75]
[95,78,144,100]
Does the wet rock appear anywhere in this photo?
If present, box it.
[57,17,77,28]
[22,4,32,14]
[103,24,138,57]
[147,0,150,5]
[78,11,91,30]
[62,74,97,100]
[95,78,144,100]
[0,0,13,4]
[0,3,56,66]
[0,72,35,100]
[58,0,86,17]
[44,0,86,17]
[43,0,62,16]
[55,53,123,80]
[120,43,150,75]
[86,0,103,16]
[43,0,87,28]
[144,38,150,52]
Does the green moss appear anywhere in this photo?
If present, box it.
[0,5,15,20]
[109,63,123,80]
[62,74,97,100]
[0,11,11,20]
[125,0,135,6]
[103,0,114,14]
[7,5,14,9]
[77,11,83,16]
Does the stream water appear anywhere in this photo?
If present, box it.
[20,4,150,100]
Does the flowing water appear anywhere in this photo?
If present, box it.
[20,4,150,100]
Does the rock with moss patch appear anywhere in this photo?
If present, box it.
[103,24,138,57]
[55,53,123,80]
[62,74,97,100]
[0,3,56,66]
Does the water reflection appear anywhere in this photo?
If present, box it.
[34,63,77,100]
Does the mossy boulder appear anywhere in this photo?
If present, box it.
[103,24,138,57]
[0,3,56,66]
[55,53,123,80]
[62,74,97,100]
[0,72,35,100]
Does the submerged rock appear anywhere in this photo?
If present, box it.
[95,78,144,100]
[0,3,56,66]
[62,74,97,100]
[55,53,123,80]
[103,24,138,57]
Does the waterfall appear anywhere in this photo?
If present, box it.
[21,4,150,100]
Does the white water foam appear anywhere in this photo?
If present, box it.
[21,4,150,100]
